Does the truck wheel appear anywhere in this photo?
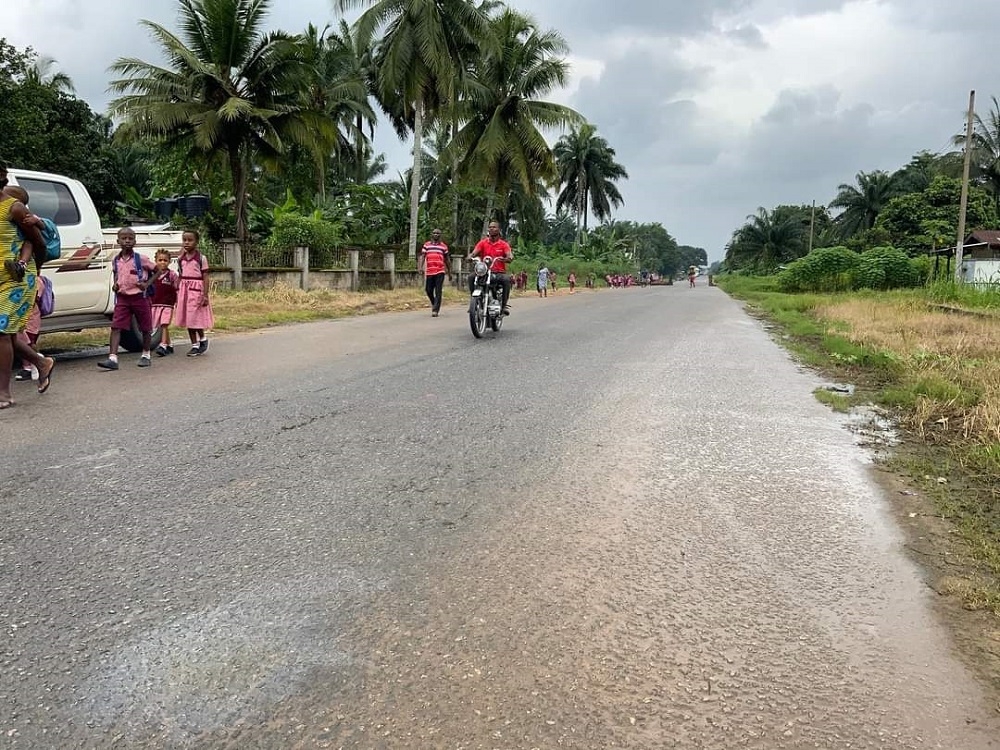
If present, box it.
[119,314,162,352]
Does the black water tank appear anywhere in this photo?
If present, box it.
[153,198,178,221]
[177,194,210,218]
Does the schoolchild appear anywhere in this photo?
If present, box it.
[174,230,214,356]
[98,227,155,370]
[150,249,179,356]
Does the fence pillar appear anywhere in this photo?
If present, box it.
[384,250,396,290]
[294,246,310,290]
[451,255,463,288]
[349,249,359,292]
[223,239,243,291]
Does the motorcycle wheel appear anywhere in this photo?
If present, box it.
[470,295,487,338]
[489,301,503,332]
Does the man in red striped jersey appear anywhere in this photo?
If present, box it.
[418,228,451,317]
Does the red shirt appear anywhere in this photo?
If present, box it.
[473,237,512,274]
[420,240,449,276]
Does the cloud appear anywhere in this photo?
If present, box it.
[6,0,1000,260]
[724,24,767,48]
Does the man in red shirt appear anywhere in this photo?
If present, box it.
[418,228,451,317]
[467,221,513,314]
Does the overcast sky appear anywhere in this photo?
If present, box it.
[6,0,999,259]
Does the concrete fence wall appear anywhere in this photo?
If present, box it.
[212,244,467,292]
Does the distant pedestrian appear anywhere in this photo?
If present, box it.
[174,230,213,356]
[537,266,549,297]
[98,227,156,370]
[150,249,179,356]
[568,271,576,294]
[688,265,697,288]
[418,228,450,317]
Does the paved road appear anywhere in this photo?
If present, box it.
[2,286,998,749]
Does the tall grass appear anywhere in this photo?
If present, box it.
[925,278,1000,310]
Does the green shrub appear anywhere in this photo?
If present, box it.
[268,213,343,252]
[778,247,861,292]
[854,246,921,290]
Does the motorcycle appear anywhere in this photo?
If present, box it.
[468,256,506,338]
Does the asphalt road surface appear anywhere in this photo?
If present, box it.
[2,285,998,749]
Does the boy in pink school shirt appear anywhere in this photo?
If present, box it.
[98,227,156,370]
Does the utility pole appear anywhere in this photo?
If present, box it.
[956,89,976,281]
[808,200,816,254]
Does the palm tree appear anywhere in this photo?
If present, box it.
[297,22,376,200]
[953,95,1000,214]
[325,19,383,186]
[829,170,900,239]
[447,8,580,236]
[554,122,628,236]
[26,55,75,93]
[336,0,494,256]
[108,0,333,240]
[725,207,805,272]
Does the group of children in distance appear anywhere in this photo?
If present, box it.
[98,227,214,370]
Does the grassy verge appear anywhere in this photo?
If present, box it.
[717,274,1000,614]
[39,283,485,351]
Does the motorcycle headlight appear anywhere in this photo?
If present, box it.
[474,261,489,277]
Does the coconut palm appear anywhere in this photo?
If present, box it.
[447,8,580,235]
[324,19,384,185]
[297,22,377,200]
[335,0,494,256]
[108,0,334,240]
[554,122,628,236]
[829,170,900,239]
[726,207,805,272]
[26,55,75,93]
[953,95,1000,214]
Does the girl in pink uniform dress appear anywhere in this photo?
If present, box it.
[174,230,214,356]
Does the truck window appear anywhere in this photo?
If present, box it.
[15,178,82,226]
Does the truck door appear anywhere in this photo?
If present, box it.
[15,176,108,313]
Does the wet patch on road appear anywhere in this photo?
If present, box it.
[77,573,366,744]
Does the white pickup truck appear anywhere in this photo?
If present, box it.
[7,168,184,351]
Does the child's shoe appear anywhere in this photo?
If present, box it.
[14,368,32,381]
[155,345,169,357]
[165,345,174,355]
[187,346,201,357]
[97,358,119,370]
[137,355,151,368]
[198,339,209,354]
[4,259,26,281]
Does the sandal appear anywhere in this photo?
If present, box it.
[37,359,55,394]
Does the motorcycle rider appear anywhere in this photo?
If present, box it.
[467,220,513,315]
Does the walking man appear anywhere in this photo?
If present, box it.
[418,228,450,317]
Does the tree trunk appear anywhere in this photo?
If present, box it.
[316,153,326,203]
[408,102,424,258]
[451,117,460,249]
[230,146,249,242]
[482,174,500,238]
[356,114,365,184]
[575,171,586,244]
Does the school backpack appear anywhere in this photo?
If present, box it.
[112,252,155,298]
[177,251,205,280]
[39,218,61,262]
[37,276,55,317]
